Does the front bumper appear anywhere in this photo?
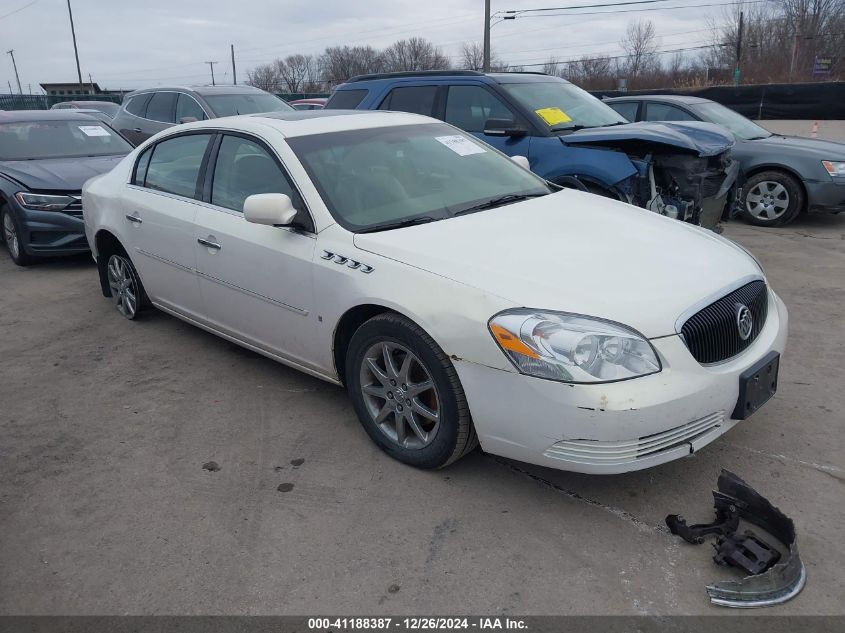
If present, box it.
[10,202,90,256]
[454,289,788,474]
[805,178,845,213]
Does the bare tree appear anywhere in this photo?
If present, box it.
[383,37,450,72]
[320,45,384,86]
[276,54,320,93]
[460,42,485,70]
[246,62,281,92]
[621,20,659,80]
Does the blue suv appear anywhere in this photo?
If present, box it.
[326,71,740,228]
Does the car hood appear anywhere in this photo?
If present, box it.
[562,121,734,157]
[353,190,761,338]
[748,134,845,159]
[0,154,126,191]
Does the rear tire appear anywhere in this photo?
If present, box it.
[105,252,148,320]
[345,313,477,469]
[740,171,804,227]
[1,205,35,266]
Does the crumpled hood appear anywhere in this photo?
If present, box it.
[750,134,845,159]
[0,154,125,191]
[353,190,761,338]
[562,121,734,157]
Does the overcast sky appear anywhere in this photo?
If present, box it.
[0,0,731,92]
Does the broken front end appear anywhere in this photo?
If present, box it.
[562,122,741,229]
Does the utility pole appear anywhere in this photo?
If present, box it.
[6,49,22,94]
[66,0,84,94]
[733,11,743,86]
[230,45,237,85]
[88,72,94,93]
[483,0,491,72]
[788,32,800,80]
[205,61,218,86]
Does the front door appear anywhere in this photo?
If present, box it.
[192,133,318,367]
[443,84,532,161]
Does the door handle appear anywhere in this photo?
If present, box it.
[197,237,221,250]
[125,214,142,224]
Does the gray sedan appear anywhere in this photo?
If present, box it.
[605,95,845,226]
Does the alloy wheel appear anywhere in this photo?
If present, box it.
[107,254,138,319]
[359,341,441,449]
[3,213,19,260]
[746,181,790,221]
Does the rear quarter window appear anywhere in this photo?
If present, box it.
[324,89,368,109]
[125,93,152,117]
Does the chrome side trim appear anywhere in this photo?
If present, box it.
[196,270,308,316]
[137,248,194,273]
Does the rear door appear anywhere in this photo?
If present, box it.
[377,85,440,117]
[122,131,213,319]
[192,132,318,366]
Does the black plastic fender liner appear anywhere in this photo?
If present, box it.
[705,469,806,608]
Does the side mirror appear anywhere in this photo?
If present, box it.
[511,155,530,170]
[244,193,297,227]
[483,118,527,137]
[179,116,198,124]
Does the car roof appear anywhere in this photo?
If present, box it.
[339,70,568,87]
[54,100,115,106]
[173,109,438,139]
[605,94,712,105]
[0,109,110,122]
[125,85,270,98]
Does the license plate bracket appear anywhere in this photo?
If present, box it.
[732,351,779,420]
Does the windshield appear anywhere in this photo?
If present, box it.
[0,120,133,160]
[203,93,294,116]
[287,123,551,232]
[501,81,628,131]
[691,102,771,140]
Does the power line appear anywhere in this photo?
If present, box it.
[513,0,769,18]
[0,0,39,21]
[505,0,704,14]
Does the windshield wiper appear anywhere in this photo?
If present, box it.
[551,121,627,133]
[453,192,549,216]
[356,216,439,233]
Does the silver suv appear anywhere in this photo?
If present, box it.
[111,85,293,144]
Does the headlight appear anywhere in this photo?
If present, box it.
[489,309,661,383]
[14,192,76,211]
[822,160,845,178]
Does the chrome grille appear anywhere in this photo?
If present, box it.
[61,195,83,218]
[681,280,768,364]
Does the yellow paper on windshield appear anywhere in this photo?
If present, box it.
[535,107,572,126]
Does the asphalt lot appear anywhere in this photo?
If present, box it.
[1,213,844,615]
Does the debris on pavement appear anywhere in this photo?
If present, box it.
[666,469,806,608]
[202,461,221,472]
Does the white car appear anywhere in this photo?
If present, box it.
[83,111,788,474]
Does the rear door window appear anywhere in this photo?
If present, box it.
[644,102,697,122]
[145,92,177,123]
[608,101,639,122]
[324,89,368,109]
[378,86,437,116]
[144,133,212,199]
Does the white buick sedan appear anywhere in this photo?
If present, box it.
[83,111,787,474]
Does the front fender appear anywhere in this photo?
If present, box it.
[529,136,638,187]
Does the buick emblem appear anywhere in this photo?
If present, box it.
[735,304,753,341]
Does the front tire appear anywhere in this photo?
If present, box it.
[346,313,477,469]
[106,253,147,320]
[1,205,34,266]
[740,171,804,227]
